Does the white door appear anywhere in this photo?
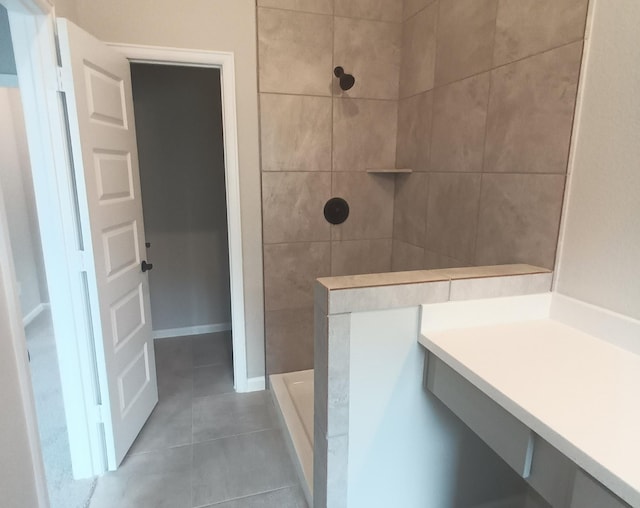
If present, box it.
[57,18,157,469]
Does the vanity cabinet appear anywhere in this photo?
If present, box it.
[424,351,631,508]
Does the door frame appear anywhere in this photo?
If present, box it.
[2,0,104,500]
[107,43,249,393]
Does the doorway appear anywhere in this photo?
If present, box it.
[130,62,234,391]
[2,5,250,505]
[0,9,97,507]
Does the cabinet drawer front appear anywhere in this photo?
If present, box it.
[570,470,630,508]
[425,353,534,477]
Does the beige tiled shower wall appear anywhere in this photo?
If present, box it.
[257,0,403,374]
[258,0,589,375]
[392,0,589,272]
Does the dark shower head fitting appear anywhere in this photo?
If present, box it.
[334,66,355,91]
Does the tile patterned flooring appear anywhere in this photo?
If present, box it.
[89,333,307,508]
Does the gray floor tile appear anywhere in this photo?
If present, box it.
[192,391,278,443]
[202,486,308,508]
[90,445,192,508]
[129,393,192,455]
[193,363,234,398]
[191,429,298,507]
[192,331,233,367]
[158,364,193,399]
[155,337,193,372]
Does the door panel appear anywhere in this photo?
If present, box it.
[57,18,157,469]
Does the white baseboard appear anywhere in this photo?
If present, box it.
[152,322,231,340]
[23,303,50,327]
[246,376,266,392]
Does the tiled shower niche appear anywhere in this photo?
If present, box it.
[257,0,589,375]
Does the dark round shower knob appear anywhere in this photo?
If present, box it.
[324,197,350,225]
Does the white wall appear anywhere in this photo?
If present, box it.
[555,0,640,321]
[0,260,40,508]
[69,0,265,376]
[348,307,524,508]
[0,87,47,320]
[131,63,231,332]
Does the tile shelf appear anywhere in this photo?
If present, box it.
[365,168,413,174]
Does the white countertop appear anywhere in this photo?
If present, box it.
[419,318,640,507]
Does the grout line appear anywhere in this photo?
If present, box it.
[194,485,299,508]
[257,3,404,25]
[403,0,439,24]
[261,168,568,176]
[256,5,333,18]
[398,38,587,102]
[330,1,335,273]
[264,236,394,247]
[193,426,281,448]
[260,89,398,102]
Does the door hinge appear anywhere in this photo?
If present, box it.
[75,250,90,272]
[57,66,71,93]
[56,67,65,92]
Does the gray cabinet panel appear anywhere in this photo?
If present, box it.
[425,353,534,478]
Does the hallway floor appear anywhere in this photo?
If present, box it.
[26,309,97,508]
[89,332,307,508]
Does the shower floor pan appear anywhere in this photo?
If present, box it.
[270,369,314,505]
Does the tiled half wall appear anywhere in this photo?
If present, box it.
[257,0,589,374]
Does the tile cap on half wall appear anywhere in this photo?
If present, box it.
[316,264,553,315]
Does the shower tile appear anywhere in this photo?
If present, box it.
[396,91,432,172]
[260,94,332,172]
[331,172,394,241]
[399,2,437,97]
[331,239,392,276]
[493,0,589,66]
[327,279,449,313]
[318,312,351,437]
[403,0,436,21]
[332,98,397,171]
[262,172,331,243]
[90,446,192,508]
[423,250,468,270]
[314,434,349,508]
[265,307,314,374]
[449,272,553,301]
[192,391,278,443]
[484,42,582,174]
[425,173,482,264]
[314,307,330,435]
[333,17,401,99]
[393,172,429,246]
[203,486,308,508]
[434,0,498,86]
[192,429,298,506]
[475,173,566,269]
[263,241,331,311]
[430,72,490,173]
[258,8,333,95]
[391,240,424,271]
[257,0,333,15]
[335,0,402,22]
